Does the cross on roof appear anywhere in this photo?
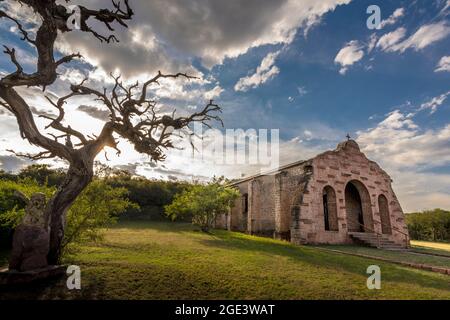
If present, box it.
[346,133,351,141]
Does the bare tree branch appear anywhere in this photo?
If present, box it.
[0,0,133,88]
[0,97,12,112]
[3,45,23,75]
[53,0,134,43]
[0,8,36,44]
[55,52,82,66]
[40,78,90,145]
[7,149,55,160]
[64,72,222,162]
[0,0,221,264]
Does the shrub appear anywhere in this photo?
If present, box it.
[406,209,450,242]
[0,177,137,255]
[106,175,191,220]
[0,178,55,248]
[165,180,239,232]
[62,180,138,255]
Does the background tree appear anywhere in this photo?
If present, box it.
[18,164,66,187]
[0,0,221,264]
[406,209,450,242]
[165,179,239,232]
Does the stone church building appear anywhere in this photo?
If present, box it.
[215,139,410,249]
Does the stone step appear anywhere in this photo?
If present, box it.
[349,232,391,238]
[348,232,406,249]
[351,235,393,241]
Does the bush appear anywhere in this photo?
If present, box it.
[106,175,191,220]
[62,180,138,255]
[0,177,137,255]
[165,180,239,232]
[406,209,450,242]
[1,164,192,223]
[0,178,55,248]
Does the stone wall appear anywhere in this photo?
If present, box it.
[287,140,409,246]
[223,181,249,231]
[221,175,277,236]
[221,140,409,247]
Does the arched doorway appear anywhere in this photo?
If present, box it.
[378,195,392,234]
[323,186,338,231]
[345,180,374,232]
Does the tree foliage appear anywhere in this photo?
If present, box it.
[0,173,137,254]
[108,176,191,220]
[406,209,450,242]
[18,164,66,187]
[62,180,138,254]
[0,178,55,229]
[165,179,239,232]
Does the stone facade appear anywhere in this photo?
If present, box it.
[215,139,410,247]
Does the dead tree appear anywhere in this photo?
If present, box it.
[0,0,221,264]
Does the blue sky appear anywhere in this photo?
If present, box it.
[214,0,449,138]
[0,0,449,211]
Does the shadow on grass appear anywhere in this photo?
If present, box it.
[199,230,450,292]
[318,244,450,268]
[412,245,450,257]
[0,273,107,300]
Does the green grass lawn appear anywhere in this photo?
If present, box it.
[411,241,450,257]
[1,221,449,300]
[318,245,450,268]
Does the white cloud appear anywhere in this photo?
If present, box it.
[38,0,351,103]
[419,91,450,114]
[234,50,281,92]
[132,0,352,68]
[357,110,450,169]
[367,33,378,53]
[440,0,450,16]
[204,85,224,100]
[387,21,450,52]
[52,0,353,78]
[387,169,450,212]
[357,110,450,211]
[435,56,450,72]
[334,40,364,74]
[297,86,308,96]
[376,27,407,51]
[379,7,405,29]
[0,155,29,172]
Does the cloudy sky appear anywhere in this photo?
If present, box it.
[0,0,449,212]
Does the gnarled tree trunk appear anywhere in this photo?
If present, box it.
[0,0,221,268]
[46,160,94,264]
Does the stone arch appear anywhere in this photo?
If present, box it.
[378,194,392,234]
[322,186,338,231]
[345,180,374,232]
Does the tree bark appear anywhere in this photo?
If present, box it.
[46,154,94,265]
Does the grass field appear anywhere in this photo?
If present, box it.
[318,245,450,268]
[1,221,449,300]
[411,241,450,257]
